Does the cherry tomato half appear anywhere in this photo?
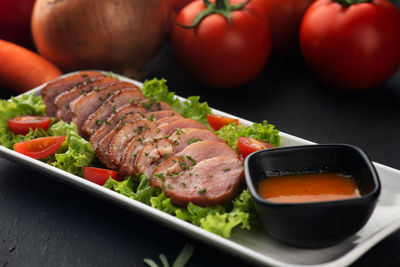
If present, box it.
[83,167,121,186]
[14,136,66,159]
[207,114,239,131]
[237,136,274,159]
[8,115,51,135]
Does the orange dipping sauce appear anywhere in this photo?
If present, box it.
[258,173,361,203]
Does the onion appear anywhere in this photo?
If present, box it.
[31,0,172,78]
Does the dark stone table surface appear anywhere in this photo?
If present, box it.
[1,43,400,267]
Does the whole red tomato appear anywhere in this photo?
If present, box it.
[300,0,400,90]
[251,0,315,54]
[170,0,193,13]
[0,0,36,48]
[171,0,271,88]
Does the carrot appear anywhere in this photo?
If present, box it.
[0,39,62,93]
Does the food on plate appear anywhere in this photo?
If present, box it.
[259,173,360,203]
[237,136,274,159]
[171,0,271,88]
[54,76,118,122]
[207,114,239,131]
[0,72,280,238]
[31,0,173,78]
[251,0,315,54]
[300,0,400,90]
[83,167,121,186]
[0,39,62,93]
[14,136,66,159]
[41,71,105,116]
[8,115,51,135]
[82,87,146,136]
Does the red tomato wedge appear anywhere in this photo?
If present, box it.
[14,136,66,159]
[207,114,239,131]
[238,137,274,159]
[8,115,51,135]
[83,167,121,186]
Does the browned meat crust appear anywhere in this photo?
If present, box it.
[54,76,117,122]
[82,87,145,136]
[42,71,104,116]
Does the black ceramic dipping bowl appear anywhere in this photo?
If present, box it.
[244,144,381,248]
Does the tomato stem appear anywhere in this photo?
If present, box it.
[332,0,373,6]
[177,0,251,29]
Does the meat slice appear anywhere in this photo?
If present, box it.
[42,71,104,116]
[154,116,183,126]
[135,138,175,176]
[106,119,157,169]
[151,156,244,207]
[152,140,239,180]
[158,118,208,136]
[82,87,145,136]
[169,128,226,153]
[141,100,173,112]
[90,105,145,151]
[145,110,182,121]
[71,82,136,136]
[54,76,117,122]
[95,113,145,165]
[119,128,165,176]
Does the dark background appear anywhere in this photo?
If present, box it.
[1,43,400,267]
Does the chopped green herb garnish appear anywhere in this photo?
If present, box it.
[186,156,196,166]
[154,173,165,181]
[176,128,184,135]
[96,119,110,125]
[187,138,201,145]
[223,168,231,172]
[198,188,207,194]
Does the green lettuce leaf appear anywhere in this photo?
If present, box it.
[216,121,280,149]
[48,121,94,176]
[0,94,46,148]
[149,191,256,238]
[104,175,160,205]
[141,78,211,126]
[141,78,181,110]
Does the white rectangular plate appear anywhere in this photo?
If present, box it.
[1,72,400,267]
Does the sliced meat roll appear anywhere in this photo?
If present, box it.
[158,118,208,136]
[82,87,145,136]
[42,71,104,116]
[90,105,146,151]
[169,128,226,153]
[141,100,173,112]
[119,128,166,176]
[106,119,157,169]
[154,116,183,126]
[152,140,239,180]
[54,76,117,122]
[95,113,145,164]
[135,138,175,176]
[71,82,136,136]
[145,110,181,121]
[152,156,244,207]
